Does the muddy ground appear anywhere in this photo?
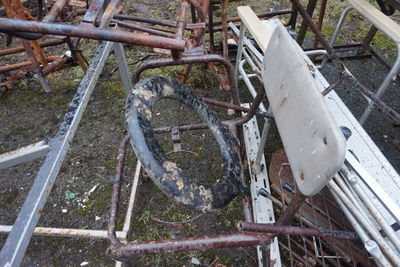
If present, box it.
[1,0,399,266]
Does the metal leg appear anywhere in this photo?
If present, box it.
[296,0,318,46]
[328,179,400,266]
[276,191,306,226]
[358,25,378,55]
[0,41,114,267]
[321,6,353,68]
[238,60,267,112]
[113,42,132,94]
[330,189,391,267]
[254,113,272,167]
[359,42,400,124]
[0,140,49,169]
[234,21,245,87]
[340,170,400,252]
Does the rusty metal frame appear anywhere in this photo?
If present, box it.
[2,0,398,265]
[106,131,340,262]
[0,0,88,92]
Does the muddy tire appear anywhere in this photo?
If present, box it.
[125,76,244,212]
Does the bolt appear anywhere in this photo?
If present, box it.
[340,126,352,140]
[283,183,293,192]
[259,188,270,198]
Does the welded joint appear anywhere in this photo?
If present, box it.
[171,127,182,151]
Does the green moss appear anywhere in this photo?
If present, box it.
[19,90,37,102]
[372,32,396,49]
[74,183,112,216]
[100,159,116,170]
[3,188,19,205]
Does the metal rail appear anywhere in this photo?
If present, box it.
[0,40,115,267]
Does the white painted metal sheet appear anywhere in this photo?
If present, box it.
[242,105,281,267]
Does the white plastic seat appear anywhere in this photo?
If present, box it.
[237,6,346,196]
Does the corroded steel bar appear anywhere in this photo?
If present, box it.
[42,0,67,23]
[108,135,129,245]
[0,18,186,51]
[211,9,293,26]
[172,1,190,59]
[296,0,317,46]
[42,56,69,76]
[109,232,271,257]
[186,0,205,22]
[202,97,250,112]
[237,222,358,239]
[175,1,189,40]
[290,0,333,56]
[112,19,175,38]
[359,25,378,54]
[131,55,240,106]
[0,56,59,73]
[276,190,307,226]
[114,13,177,27]
[312,0,327,49]
[345,72,400,123]
[154,123,209,133]
[234,84,265,126]
[21,39,51,92]
[0,39,65,56]
[75,12,205,29]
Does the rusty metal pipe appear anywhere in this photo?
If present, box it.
[42,0,68,23]
[0,39,65,56]
[0,56,59,73]
[186,0,205,22]
[345,72,400,123]
[290,0,333,57]
[312,0,327,49]
[108,135,130,245]
[75,12,205,29]
[0,18,186,51]
[203,97,250,112]
[111,19,175,38]
[211,9,293,26]
[276,190,307,226]
[108,232,271,258]
[42,56,69,76]
[237,222,358,239]
[132,54,240,106]
[113,13,177,28]
[234,85,265,126]
[296,0,317,46]
[172,1,190,59]
[175,1,190,40]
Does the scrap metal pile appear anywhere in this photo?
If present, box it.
[1,0,400,266]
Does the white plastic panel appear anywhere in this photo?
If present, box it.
[261,20,346,196]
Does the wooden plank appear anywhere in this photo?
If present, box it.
[237,6,272,52]
[350,0,400,43]
[261,20,346,196]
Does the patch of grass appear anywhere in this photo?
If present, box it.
[3,188,20,205]
[100,159,116,170]
[216,197,243,229]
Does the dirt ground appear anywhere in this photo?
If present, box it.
[0,0,399,266]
